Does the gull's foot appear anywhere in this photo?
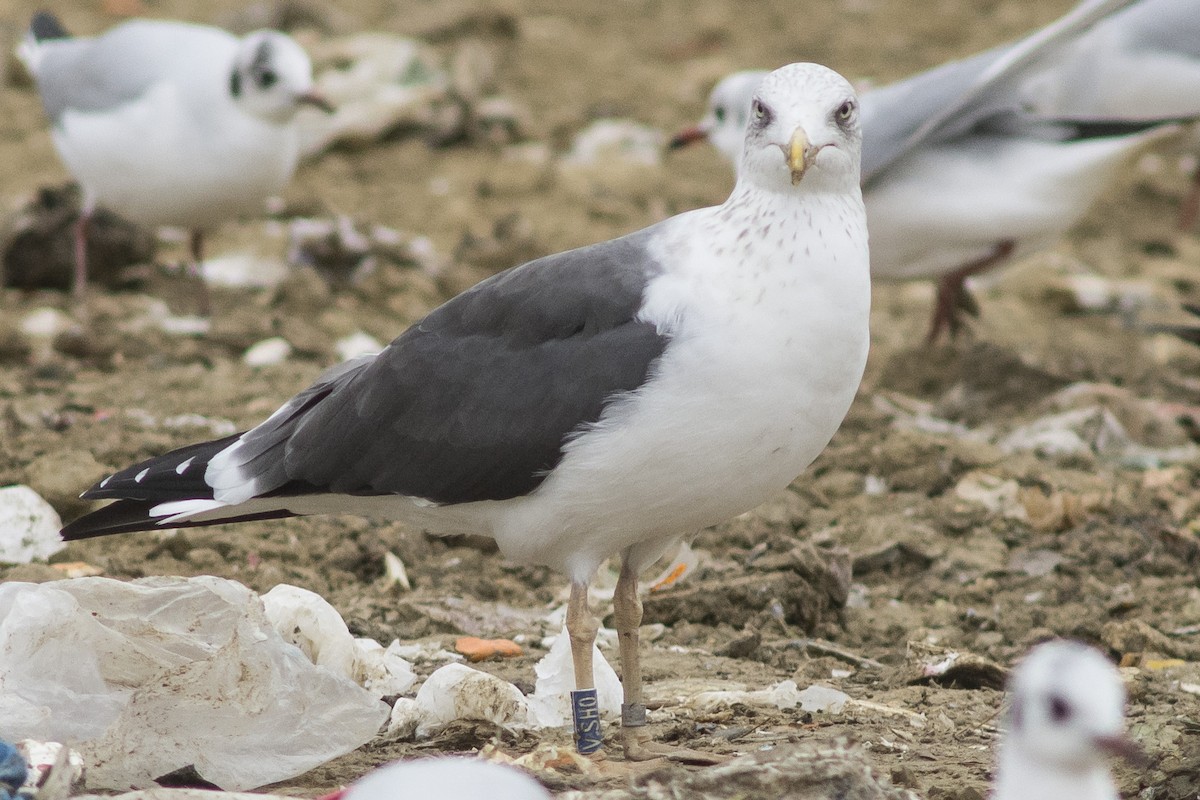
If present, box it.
[621,726,728,764]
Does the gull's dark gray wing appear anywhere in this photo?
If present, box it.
[62,225,671,539]
[247,227,670,504]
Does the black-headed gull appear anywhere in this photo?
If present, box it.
[995,640,1145,800]
[20,13,332,311]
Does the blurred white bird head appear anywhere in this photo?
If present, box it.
[229,31,331,122]
[1004,640,1143,772]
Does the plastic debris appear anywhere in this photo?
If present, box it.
[17,309,71,340]
[0,486,65,564]
[480,742,602,780]
[336,331,383,362]
[200,253,288,289]
[344,758,550,800]
[390,641,462,665]
[688,680,850,713]
[954,472,1027,521]
[646,541,701,593]
[379,551,411,591]
[15,740,82,800]
[387,637,620,738]
[0,576,388,790]
[527,627,622,727]
[352,639,417,697]
[1000,406,1130,457]
[242,337,293,367]
[906,643,1007,690]
[388,663,531,739]
[297,34,447,155]
[1046,273,1157,314]
[261,585,415,697]
[454,637,523,662]
[262,584,358,677]
[561,119,664,168]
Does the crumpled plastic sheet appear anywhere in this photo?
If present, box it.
[687,680,850,713]
[261,584,414,697]
[387,626,621,739]
[0,576,389,791]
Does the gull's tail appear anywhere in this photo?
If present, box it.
[59,433,299,540]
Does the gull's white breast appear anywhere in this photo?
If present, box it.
[491,198,871,580]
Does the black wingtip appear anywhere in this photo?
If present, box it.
[1058,116,1199,142]
[61,499,297,540]
[30,11,70,41]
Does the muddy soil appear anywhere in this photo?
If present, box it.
[2,0,1200,798]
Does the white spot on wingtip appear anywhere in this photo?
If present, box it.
[134,468,150,483]
[150,498,227,523]
[176,457,195,475]
[99,475,111,488]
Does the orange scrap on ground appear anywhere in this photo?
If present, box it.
[454,636,524,662]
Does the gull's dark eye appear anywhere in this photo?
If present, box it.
[257,69,278,89]
[835,99,857,126]
[1048,694,1072,723]
[714,106,726,124]
[750,98,772,126]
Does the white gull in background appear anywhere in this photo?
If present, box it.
[19,12,332,312]
[672,0,1189,342]
[61,62,871,761]
[1016,0,1200,229]
[995,640,1146,800]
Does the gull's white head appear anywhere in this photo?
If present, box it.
[736,63,862,195]
[229,31,331,122]
[997,640,1144,800]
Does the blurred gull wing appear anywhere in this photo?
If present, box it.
[862,0,1140,184]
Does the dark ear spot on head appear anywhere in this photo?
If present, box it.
[229,69,242,98]
[1049,694,1072,723]
[251,39,273,73]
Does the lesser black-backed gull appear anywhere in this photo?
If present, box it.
[62,62,871,761]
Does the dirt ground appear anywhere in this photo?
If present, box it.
[2,0,1200,797]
